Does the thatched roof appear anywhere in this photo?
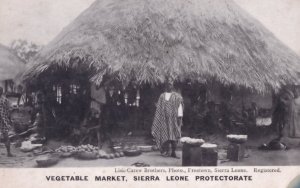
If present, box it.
[24,0,300,93]
[0,43,25,81]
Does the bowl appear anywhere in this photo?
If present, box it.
[36,154,60,167]
[75,151,98,160]
[123,149,142,157]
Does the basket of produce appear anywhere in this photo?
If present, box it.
[180,137,205,146]
[73,144,99,160]
[76,144,99,153]
[55,145,77,158]
[36,154,60,167]
[55,144,100,159]
[55,145,77,154]
[226,135,248,144]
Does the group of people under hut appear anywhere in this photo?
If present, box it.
[0,80,299,158]
[151,82,300,157]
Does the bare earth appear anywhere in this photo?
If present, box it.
[0,145,300,168]
[1,131,299,168]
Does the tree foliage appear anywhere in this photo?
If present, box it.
[10,39,42,63]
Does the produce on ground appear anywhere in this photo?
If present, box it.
[180,137,205,145]
[201,143,218,148]
[55,144,125,159]
[226,134,248,143]
[55,144,98,154]
[98,149,124,159]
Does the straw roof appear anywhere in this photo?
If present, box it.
[0,43,26,81]
[24,0,300,93]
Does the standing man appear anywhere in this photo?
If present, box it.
[0,87,14,157]
[152,79,183,158]
[273,88,294,139]
[90,83,108,148]
[34,91,46,139]
[289,88,300,138]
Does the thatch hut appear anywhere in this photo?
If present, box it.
[23,0,300,136]
[0,43,25,94]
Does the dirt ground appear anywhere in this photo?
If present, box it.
[1,146,300,168]
[0,133,300,168]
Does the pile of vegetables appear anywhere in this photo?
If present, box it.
[180,137,205,145]
[55,145,78,153]
[98,150,124,159]
[77,144,99,153]
[227,134,247,139]
[226,135,248,144]
[54,144,125,159]
[55,144,99,153]
[201,143,217,148]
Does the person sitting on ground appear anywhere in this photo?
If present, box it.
[0,87,14,157]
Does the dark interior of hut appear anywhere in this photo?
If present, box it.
[23,64,277,147]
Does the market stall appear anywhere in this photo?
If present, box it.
[21,0,300,142]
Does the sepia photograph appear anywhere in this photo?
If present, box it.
[0,0,299,169]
